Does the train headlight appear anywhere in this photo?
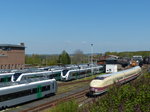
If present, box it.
[91,88,95,91]
[95,89,98,92]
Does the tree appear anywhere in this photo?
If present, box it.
[58,50,71,65]
[72,49,87,64]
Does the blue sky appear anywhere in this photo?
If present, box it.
[0,0,149,54]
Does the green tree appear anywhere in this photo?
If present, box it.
[58,50,71,65]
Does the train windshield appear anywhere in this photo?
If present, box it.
[13,73,22,81]
[62,70,68,76]
[95,77,105,80]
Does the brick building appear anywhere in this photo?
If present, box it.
[0,43,25,69]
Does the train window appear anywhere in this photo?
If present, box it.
[13,73,22,81]
[48,75,53,79]
[62,70,68,76]
[0,89,31,102]
[0,77,11,82]
[45,85,50,90]
[0,85,51,102]
[95,77,105,80]
[72,72,78,76]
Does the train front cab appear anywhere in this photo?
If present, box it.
[89,77,108,95]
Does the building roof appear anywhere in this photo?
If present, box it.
[0,44,25,48]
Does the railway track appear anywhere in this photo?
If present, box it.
[21,89,89,112]
[58,79,92,87]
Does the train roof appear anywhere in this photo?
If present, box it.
[96,66,141,79]
[21,70,52,75]
[0,72,14,76]
[96,73,112,78]
[11,68,44,73]
[0,77,54,88]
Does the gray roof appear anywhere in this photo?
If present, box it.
[0,77,49,88]
[0,44,25,48]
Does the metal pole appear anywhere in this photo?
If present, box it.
[91,44,93,75]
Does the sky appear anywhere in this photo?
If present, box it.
[0,0,150,54]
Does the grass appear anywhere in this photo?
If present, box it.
[50,100,78,112]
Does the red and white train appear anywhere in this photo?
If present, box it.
[90,66,142,95]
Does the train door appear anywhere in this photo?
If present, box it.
[56,72,61,81]
[37,85,42,98]
[52,81,57,93]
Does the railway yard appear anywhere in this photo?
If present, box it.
[1,76,95,112]
[0,64,150,112]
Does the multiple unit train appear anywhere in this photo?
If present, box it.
[0,78,57,109]
[61,65,104,81]
[0,65,104,83]
[0,70,62,83]
[90,66,142,95]
[14,70,62,82]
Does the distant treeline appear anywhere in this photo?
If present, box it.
[105,51,150,57]
[25,54,59,66]
[25,50,89,66]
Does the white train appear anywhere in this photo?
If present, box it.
[0,69,62,83]
[0,78,57,110]
[14,70,62,82]
[90,66,142,95]
[14,71,52,82]
[61,66,104,81]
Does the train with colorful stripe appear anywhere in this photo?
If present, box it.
[90,66,142,95]
[0,78,57,110]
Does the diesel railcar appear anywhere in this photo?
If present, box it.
[90,66,141,95]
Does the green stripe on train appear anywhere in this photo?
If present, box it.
[37,85,42,98]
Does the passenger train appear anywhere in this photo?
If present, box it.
[0,78,57,109]
[90,66,142,95]
[61,65,104,81]
[15,70,62,82]
[0,69,62,83]
[0,65,104,83]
